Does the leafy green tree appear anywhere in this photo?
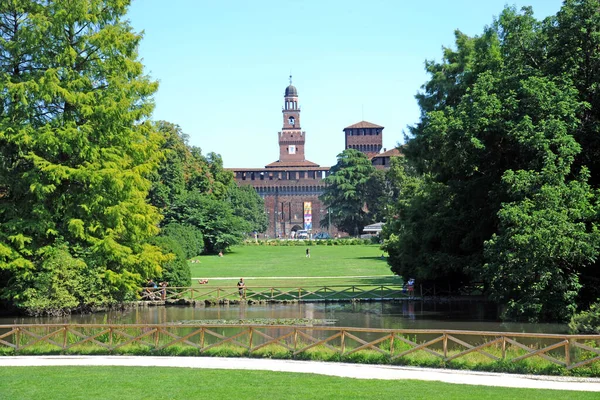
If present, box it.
[16,245,110,316]
[485,167,599,321]
[320,149,376,236]
[148,121,261,252]
[364,169,391,223]
[384,4,600,321]
[167,191,249,254]
[150,236,190,287]
[161,222,204,260]
[543,0,600,306]
[0,0,168,310]
[206,152,234,200]
[148,122,188,210]
[570,300,600,334]
[229,184,268,234]
[382,158,468,284]
[546,0,600,187]
[482,75,600,321]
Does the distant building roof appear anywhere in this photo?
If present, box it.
[285,84,298,97]
[344,121,384,130]
[265,160,320,168]
[370,148,402,159]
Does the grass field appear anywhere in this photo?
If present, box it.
[0,367,596,400]
[188,245,400,287]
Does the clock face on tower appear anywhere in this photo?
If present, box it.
[288,116,295,126]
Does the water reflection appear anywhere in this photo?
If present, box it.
[0,301,567,334]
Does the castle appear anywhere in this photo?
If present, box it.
[231,78,398,238]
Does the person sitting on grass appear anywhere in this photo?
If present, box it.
[145,278,157,299]
[198,279,209,284]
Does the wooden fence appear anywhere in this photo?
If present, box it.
[1,324,599,370]
[140,284,414,302]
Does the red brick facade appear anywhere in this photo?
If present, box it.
[344,121,384,157]
[230,79,395,237]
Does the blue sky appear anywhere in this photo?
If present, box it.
[127,0,564,168]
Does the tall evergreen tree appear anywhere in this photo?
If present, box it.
[320,149,377,236]
[0,0,168,311]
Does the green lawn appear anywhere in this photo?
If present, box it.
[188,245,400,287]
[0,367,595,400]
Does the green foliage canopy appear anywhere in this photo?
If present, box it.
[0,0,169,309]
[320,149,378,236]
[148,121,267,254]
[383,1,600,321]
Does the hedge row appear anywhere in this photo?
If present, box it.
[243,238,374,246]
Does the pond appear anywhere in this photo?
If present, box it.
[0,301,568,334]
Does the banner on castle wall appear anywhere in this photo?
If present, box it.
[303,202,312,230]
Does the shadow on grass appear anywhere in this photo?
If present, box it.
[353,256,388,262]
[350,277,403,285]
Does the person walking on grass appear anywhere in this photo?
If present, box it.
[306,248,310,258]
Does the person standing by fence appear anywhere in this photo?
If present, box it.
[159,281,168,300]
[237,278,246,299]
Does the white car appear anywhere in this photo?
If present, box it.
[297,230,309,239]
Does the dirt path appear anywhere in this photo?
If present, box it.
[2,356,600,392]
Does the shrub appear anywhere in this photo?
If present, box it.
[570,301,600,334]
[243,239,372,247]
[151,236,192,287]
[161,223,204,259]
[15,246,111,316]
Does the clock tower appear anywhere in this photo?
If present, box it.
[278,76,305,163]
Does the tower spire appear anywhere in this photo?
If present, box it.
[289,74,292,85]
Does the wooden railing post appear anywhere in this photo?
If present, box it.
[390,333,394,357]
[109,327,113,350]
[270,287,274,299]
[200,328,205,350]
[15,327,20,352]
[341,330,345,355]
[380,285,383,300]
[293,328,298,354]
[565,338,571,368]
[502,336,506,360]
[63,325,68,349]
[248,327,253,354]
[443,332,448,359]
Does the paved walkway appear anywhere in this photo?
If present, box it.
[2,356,600,392]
